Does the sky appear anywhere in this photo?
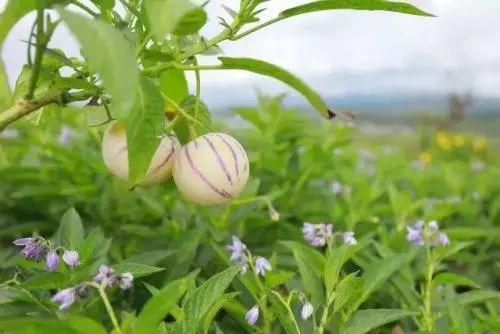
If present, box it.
[1,0,500,109]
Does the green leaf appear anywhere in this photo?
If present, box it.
[200,292,240,333]
[280,0,434,19]
[348,252,416,314]
[160,69,189,105]
[62,316,107,334]
[91,0,115,10]
[456,290,500,306]
[267,291,301,334]
[144,0,207,41]
[173,7,207,37]
[135,277,189,334]
[0,0,37,47]
[124,76,165,184]
[182,267,240,333]
[333,272,363,312]
[113,263,165,278]
[265,270,295,289]
[78,227,108,262]
[218,57,332,119]
[59,9,138,119]
[433,273,480,289]
[0,60,12,110]
[281,241,325,310]
[57,207,84,250]
[174,95,211,143]
[21,272,70,290]
[339,309,416,334]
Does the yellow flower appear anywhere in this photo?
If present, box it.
[436,132,452,150]
[473,137,486,152]
[453,135,465,148]
[419,151,432,165]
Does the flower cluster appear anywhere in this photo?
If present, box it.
[302,223,358,247]
[50,264,133,310]
[13,236,80,272]
[226,236,272,277]
[406,220,450,247]
[94,265,134,290]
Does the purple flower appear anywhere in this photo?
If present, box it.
[406,223,424,246]
[428,220,439,231]
[226,236,248,263]
[342,231,358,246]
[59,126,73,145]
[93,265,117,287]
[12,237,35,246]
[118,272,134,290]
[331,182,343,195]
[301,301,314,320]
[51,288,76,310]
[439,233,450,246]
[245,305,259,325]
[254,257,272,276]
[62,250,80,267]
[302,222,333,247]
[21,242,45,261]
[45,250,59,272]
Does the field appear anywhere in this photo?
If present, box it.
[1,95,499,333]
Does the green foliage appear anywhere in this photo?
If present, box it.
[58,9,138,119]
[219,57,332,118]
[280,0,434,19]
[0,0,37,46]
[124,76,164,184]
[57,207,85,250]
[339,309,417,334]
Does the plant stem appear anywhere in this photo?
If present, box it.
[0,90,98,131]
[231,17,282,40]
[96,285,122,334]
[71,0,100,18]
[422,247,435,333]
[315,292,335,334]
[26,8,45,100]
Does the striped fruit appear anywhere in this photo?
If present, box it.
[173,133,249,205]
[102,121,179,186]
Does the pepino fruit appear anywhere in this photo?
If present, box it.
[173,133,249,205]
[102,121,179,186]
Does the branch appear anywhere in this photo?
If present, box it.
[0,90,98,131]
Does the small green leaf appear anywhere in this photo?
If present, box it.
[200,292,240,333]
[135,277,189,334]
[281,241,325,310]
[144,0,207,41]
[59,9,138,119]
[91,0,115,10]
[456,290,500,306]
[333,272,363,312]
[174,95,211,143]
[57,207,85,250]
[160,69,189,105]
[218,57,331,118]
[280,0,434,19]
[433,273,480,289]
[182,267,240,332]
[348,252,416,315]
[267,291,300,334]
[0,0,37,47]
[173,7,207,36]
[113,263,165,278]
[124,76,165,184]
[339,309,417,334]
[21,272,70,290]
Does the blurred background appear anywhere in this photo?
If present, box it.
[1,0,500,134]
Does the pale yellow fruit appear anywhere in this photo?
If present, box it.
[102,121,179,186]
[173,132,249,205]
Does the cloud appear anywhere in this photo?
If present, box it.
[1,0,499,109]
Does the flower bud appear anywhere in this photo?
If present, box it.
[102,121,180,186]
[45,250,59,272]
[245,305,259,326]
[173,133,249,205]
[301,301,314,320]
[62,250,80,267]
